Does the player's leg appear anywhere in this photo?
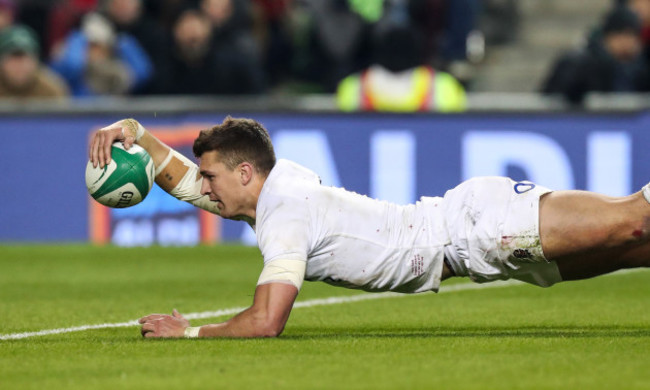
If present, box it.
[539,189,650,281]
[441,261,455,280]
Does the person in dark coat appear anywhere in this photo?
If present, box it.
[101,0,171,94]
[542,6,650,104]
[160,7,264,95]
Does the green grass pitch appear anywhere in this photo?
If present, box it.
[1,244,649,389]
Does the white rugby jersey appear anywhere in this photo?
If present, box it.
[254,159,449,293]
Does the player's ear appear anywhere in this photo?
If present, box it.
[239,162,254,185]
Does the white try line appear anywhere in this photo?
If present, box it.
[0,280,521,341]
[2,269,645,342]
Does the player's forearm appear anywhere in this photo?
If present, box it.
[194,307,285,338]
[191,283,297,338]
[126,120,185,194]
[126,119,220,214]
[135,129,172,168]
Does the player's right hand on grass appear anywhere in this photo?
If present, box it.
[138,309,191,339]
[89,119,137,169]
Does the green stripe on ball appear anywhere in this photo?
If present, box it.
[90,145,153,205]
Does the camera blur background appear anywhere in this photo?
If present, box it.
[1,0,648,109]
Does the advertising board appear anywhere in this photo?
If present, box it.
[2,112,649,243]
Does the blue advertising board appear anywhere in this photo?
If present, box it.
[1,112,650,244]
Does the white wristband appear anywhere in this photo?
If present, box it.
[184,326,201,338]
[122,118,145,141]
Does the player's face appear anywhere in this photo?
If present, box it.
[199,151,246,219]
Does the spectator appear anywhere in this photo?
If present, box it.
[50,12,152,96]
[199,0,265,94]
[251,0,293,85]
[158,8,221,95]
[409,0,446,64]
[542,6,650,104]
[440,0,481,62]
[336,21,466,112]
[13,0,56,59]
[142,0,185,31]
[620,0,650,60]
[159,8,263,95]
[292,0,371,92]
[0,0,15,31]
[201,0,252,32]
[0,25,69,100]
[46,0,98,56]
[101,0,170,94]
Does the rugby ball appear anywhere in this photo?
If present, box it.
[85,143,155,208]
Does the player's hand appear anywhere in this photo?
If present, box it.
[138,309,190,339]
[89,119,137,168]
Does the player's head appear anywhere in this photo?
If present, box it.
[193,116,276,176]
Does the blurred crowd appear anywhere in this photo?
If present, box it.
[0,0,493,109]
[2,0,650,110]
[542,0,650,105]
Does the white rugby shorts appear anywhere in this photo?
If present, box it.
[442,177,562,287]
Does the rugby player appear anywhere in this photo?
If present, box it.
[89,117,650,339]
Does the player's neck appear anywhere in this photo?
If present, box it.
[242,175,266,221]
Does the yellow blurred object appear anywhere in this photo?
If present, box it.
[337,65,466,112]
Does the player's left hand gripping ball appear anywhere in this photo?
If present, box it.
[85,142,155,208]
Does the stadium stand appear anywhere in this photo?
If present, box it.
[0,0,649,109]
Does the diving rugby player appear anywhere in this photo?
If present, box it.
[89,118,650,338]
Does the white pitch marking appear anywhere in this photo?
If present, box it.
[1,269,644,341]
[0,281,519,341]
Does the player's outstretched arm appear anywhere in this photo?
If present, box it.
[138,282,299,338]
[89,119,221,214]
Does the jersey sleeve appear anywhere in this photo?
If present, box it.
[257,258,306,290]
[155,149,221,215]
[256,192,312,266]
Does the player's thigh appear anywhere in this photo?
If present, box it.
[554,242,650,281]
[539,190,650,260]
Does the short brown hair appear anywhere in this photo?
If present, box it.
[193,116,276,176]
